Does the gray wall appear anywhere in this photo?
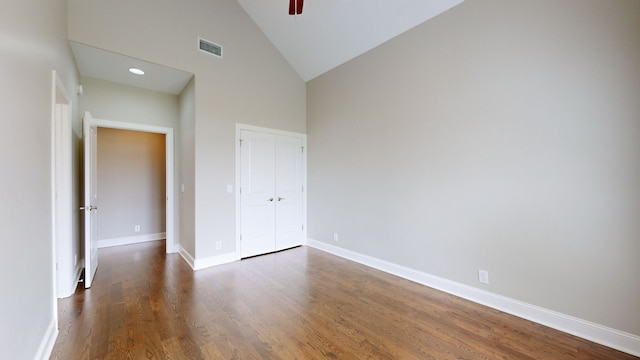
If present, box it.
[97,128,166,240]
[68,0,306,262]
[79,76,180,248]
[79,76,180,129]
[179,78,196,256]
[307,0,640,336]
[0,0,80,358]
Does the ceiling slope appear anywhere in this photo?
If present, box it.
[237,0,464,81]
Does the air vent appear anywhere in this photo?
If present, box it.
[198,37,222,58]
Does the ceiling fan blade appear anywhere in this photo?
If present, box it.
[289,0,303,15]
[296,0,304,14]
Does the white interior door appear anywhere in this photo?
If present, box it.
[275,135,304,251]
[83,112,99,288]
[240,130,276,257]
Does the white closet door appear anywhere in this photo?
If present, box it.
[275,135,304,251]
[240,130,276,257]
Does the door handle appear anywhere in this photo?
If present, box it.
[80,205,98,211]
[267,198,274,202]
[277,197,285,201]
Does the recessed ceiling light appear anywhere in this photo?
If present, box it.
[128,68,145,75]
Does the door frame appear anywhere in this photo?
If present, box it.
[235,123,307,259]
[84,114,177,254]
[51,71,73,325]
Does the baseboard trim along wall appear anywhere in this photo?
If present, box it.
[35,319,58,360]
[193,252,238,271]
[98,232,166,248]
[306,239,640,357]
[178,245,237,270]
[165,241,179,254]
[178,245,196,269]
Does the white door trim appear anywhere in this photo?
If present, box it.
[51,71,72,329]
[84,114,177,254]
[235,123,307,260]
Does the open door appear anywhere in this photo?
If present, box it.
[83,111,99,288]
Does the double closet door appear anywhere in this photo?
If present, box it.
[240,130,305,258]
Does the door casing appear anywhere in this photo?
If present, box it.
[82,113,177,257]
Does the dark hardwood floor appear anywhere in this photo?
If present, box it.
[51,241,637,359]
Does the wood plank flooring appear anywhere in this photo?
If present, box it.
[51,241,637,359]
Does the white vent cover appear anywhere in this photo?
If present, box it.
[198,37,222,58]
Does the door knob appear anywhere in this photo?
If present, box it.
[268,198,274,202]
[277,197,285,201]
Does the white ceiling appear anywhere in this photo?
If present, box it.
[70,42,193,95]
[237,0,464,81]
[70,1,463,94]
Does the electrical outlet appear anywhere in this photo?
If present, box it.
[135,225,141,232]
[215,241,222,250]
[478,269,489,284]
[333,233,339,242]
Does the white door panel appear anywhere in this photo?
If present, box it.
[275,135,303,250]
[83,112,99,288]
[240,131,276,257]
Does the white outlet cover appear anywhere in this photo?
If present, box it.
[478,269,489,284]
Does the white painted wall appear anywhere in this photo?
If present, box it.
[0,0,80,358]
[97,128,166,242]
[68,0,306,263]
[307,0,640,337]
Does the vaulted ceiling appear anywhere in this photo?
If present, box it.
[237,0,463,81]
[71,0,464,93]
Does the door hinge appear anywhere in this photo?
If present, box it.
[302,224,304,230]
[301,146,304,153]
[240,234,242,241]
[239,139,243,146]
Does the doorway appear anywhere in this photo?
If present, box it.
[82,113,176,288]
[97,128,167,248]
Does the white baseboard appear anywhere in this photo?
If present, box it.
[193,252,238,270]
[178,246,238,270]
[98,232,166,248]
[34,318,58,360]
[307,239,640,357]
[165,241,179,254]
[179,245,196,269]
